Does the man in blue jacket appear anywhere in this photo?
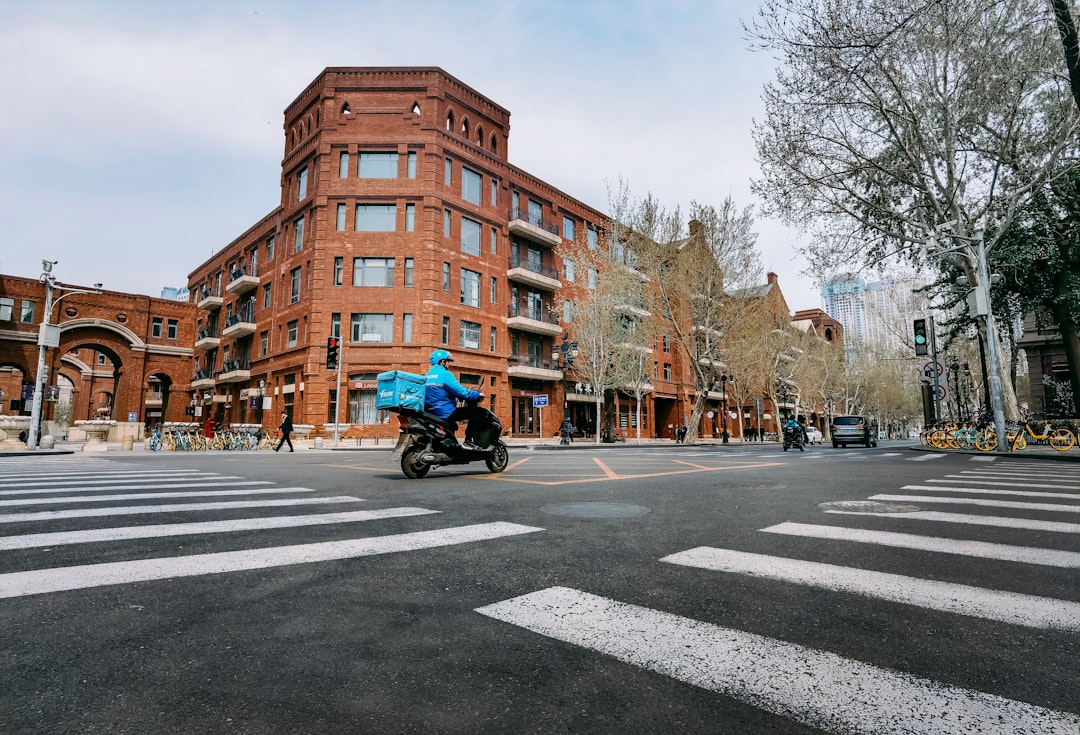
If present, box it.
[425,349,485,449]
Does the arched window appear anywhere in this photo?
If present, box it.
[446,110,455,131]
[476,124,483,144]
[461,118,469,137]
[411,101,421,115]
[490,134,498,154]
[341,102,351,115]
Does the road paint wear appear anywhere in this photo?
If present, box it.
[476,586,1080,734]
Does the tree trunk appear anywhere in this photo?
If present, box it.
[1050,0,1080,111]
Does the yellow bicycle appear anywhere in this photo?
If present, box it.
[1009,420,1076,452]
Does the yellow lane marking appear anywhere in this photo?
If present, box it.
[592,457,620,479]
[482,456,531,480]
[488,459,785,485]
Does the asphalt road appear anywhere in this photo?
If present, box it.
[1,442,1077,734]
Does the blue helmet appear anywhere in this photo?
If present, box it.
[429,349,454,365]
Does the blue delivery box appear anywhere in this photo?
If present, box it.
[376,370,426,411]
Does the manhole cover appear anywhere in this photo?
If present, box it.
[818,500,921,513]
[540,502,652,519]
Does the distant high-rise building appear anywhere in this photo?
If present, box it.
[822,274,925,357]
[160,286,190,302]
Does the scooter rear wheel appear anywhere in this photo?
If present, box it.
[401,445,431,479]
[485,441,509,473]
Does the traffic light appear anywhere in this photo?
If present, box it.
[913,318,929,356]
[326,336,340,370]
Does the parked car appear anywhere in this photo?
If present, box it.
[830,415,878,448]
[805,426,823,444]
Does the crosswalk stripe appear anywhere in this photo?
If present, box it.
[824,509,1080,534]
[0,508,441,550]
[475,586,1080,734]
[0,496,364,524]
[760,522,1080,568]
[902,484,1080,500]
[932,477,1080,490]
[660,547,1079,631]
[956,469,1080,478]
[0,480,271,497]
[908,454,945,461]
[870,494,1080,513]
[0,469,205,482]
[0,522,543,598]
[0,487,313,507]
[0,476,237,490]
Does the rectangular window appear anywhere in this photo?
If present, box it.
[663,363,672,380]
[293,216,305,252]
[405,203,415,232]
[336,203,346,231]
[287,320,298,347]
[151,317,163,338]
[331,313,341,339]
[167,319,178,340]
[403,313,413,343]
[260,330,268,356]
[588,228,599,250]
[358,152,398,178]
[345,374,386,425]
[290,266,302,303]
[334,256,344,286]
[442,316,450,344]
[444,157,452,185]
[353,257,395,286]
[563,300,574,323]
[407,151,417,178]
[350,313,393,343]
[563,216,575,240]
[19,300,35,324]
[443,262,451,291]
[297,167,308,200]
[266,236,275,261]
[462,167,482,205]
[663,335,670,353]
[490,227,498,254]
[563,258,575,282]
[461,268,481,307]
[528,199,542,225]
[338,151,350,178]
[262,282,272,309]
[490,179,498,206]
[404,258,414,287]
[461,216,481,256]
[512,191,519,212]
[490,276,497,304]
[355,204,396,232]
[588,267,598,289]
[443,209,451,237]
[490,326,497,352]
[460,320,481,350]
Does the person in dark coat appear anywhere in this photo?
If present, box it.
[274,411,294,452]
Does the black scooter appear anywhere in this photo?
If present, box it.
[391,401,509,478]
[783,425,806,452]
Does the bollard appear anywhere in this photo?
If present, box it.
[122,436,134,451]
[313,437,324,449]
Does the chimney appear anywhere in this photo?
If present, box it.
[689,219,703,238]
[767,272,778,285]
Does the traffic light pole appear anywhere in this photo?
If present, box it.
[333,353,343,448]
[929,315,942,423]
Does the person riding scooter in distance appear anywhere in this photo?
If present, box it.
[784,416,808,445]
[424,349,487,451]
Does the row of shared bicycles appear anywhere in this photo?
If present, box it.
[919,418,1078,452]
[147,422,274,452]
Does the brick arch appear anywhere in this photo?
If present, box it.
[52,321,145,423]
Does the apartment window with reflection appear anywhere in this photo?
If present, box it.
[663,363,672,380]
[490,179,498,206]
[443,262,450,291]
[461,268,480,307]
[290,267,301,303]
[563,216,575,240]
[293,217,304,252]
[260,331,268,356]
[353,257,395,286]
[528,199,542,225]
[333,257,343,286]
[490,326,497,352]
[563,299,574,323]
[405,203,415,232]
[262,283,271,309]
[512,191,519,212]
[588,267,598,289]
[490,276,497,304]
[356,204,396,232]
[151,317,163,338]
[462,167,481,205]
[359,152,398,178]
[266,236,275,261]
[351,313,393,343]
[564,258,575,282]
[663,335,670,352]
[460,320,481,350]
[444,157,452,185]
[336,203,346,231]
[407,151,417,179]
[297,167,308,201]
[442,316,450,344]
[287,320,299,347]
[461,216,481,256]
[338,151,350,178]
[331,313,340,338]
[403,313,413,343]
[443,209,451,237]
[490,227,498,254]
[588,228,598,250]
[167,319,178,340]
[404,258,414,287]
[19,300,35,324]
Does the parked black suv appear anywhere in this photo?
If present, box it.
[830,415,878,448]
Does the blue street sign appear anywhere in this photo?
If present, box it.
[532,394,548,407]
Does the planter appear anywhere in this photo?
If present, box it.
[74,419,118,452]
[292,424,315,439]
[0,415,32,451]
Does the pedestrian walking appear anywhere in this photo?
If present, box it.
[274,411,294,452]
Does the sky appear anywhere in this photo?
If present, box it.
[0,0,822,312]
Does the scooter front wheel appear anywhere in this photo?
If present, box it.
[401,445,431,479]
[485,441,509,473]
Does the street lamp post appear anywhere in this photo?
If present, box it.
[552,335,578,444]
[719,373,730,444]
[26,261,102,450]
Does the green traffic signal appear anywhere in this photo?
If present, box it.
[913,319,928,356]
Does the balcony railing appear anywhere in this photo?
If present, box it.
[508,208,560,236]
[508,303,558,324]
[225,305,255,327]
[221,358,250,373]
[198,326,219,340]
[508,354,561,371]
[230,263,257,280]
[508,255,559,281]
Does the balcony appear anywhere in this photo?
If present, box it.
[191,368,216,390]
[194,325,220,350]
[218,357,251,384]
[144,390,163,407]
[507,354,563,381]
[197,287,223,311]
[507,255,561,291]
[507,303,562,336]
[222,305,256,339]
[613,300,652,318]
[226,264,260,295]
[508,207,561,248]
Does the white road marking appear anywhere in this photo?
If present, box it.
[660,547,1079,631]
[0,469,204,483]
[0,487,311,507]
[0,522,543,598]
[902,484,1080,500]
[0,480,271,497]
[870,494,1080,513]
[908,454,946,461]
[476,587,1080,735]
[0,496,363,524]
[0,508,441,550]
[760,522,1080,568]
[824,509,1080,534]
[931,477,1080,490]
